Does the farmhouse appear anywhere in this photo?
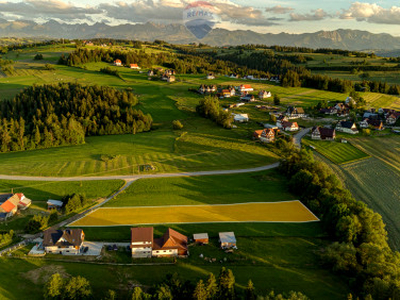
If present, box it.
[43,228,85,255]
[311,127,336,141]
[162,75,176,83]
[114,59,122,66]
[0,193,31,220]
[207,73,215,80]
[367,119,384,130]
[130,227,153,258]
[219,232,237,249]
[130,64,140,69]
[238,84,254,93]
[229,73,239,79]
[281,121,299,132]
[320,108,337,115]
[193,233,209,245]
[47,199,63,210]
[199,85,217,94]
[131,227,188,258]
[286,106,306,119]
[220,89,232,98]
[240,94,255,102]
[276,115,289,127]
[147,70,155,76]
[336,121,359,134]
[258,90,272,99]
[253,129,276,143]
[232,113,249,123]
[386,113,400,125]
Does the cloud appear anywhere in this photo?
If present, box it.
[340,2,400,25]
[0,0,102,21]
[100,0,278,27]
[265,5,294,15]
[290,9,329,21]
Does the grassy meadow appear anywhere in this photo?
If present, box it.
[303,138,370,165]
[105,169,294,207]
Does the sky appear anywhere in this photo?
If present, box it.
[0,0,400,36]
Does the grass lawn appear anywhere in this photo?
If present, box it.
[303,138,370,165]
[105,169,294,207]
[70,201,318,226]
[0,180,124,201]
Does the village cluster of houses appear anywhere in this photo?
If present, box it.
[0,193,31,220]
[41,227,237,258]
[198,84,271,102]
[113,59,141,70]
[225,74,280,83]
[147,68,176,82]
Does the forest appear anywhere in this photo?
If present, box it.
[0,83,152,153]
[278,140,400,299]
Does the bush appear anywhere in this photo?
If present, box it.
[34,54,44,60]
[172,120,184,130]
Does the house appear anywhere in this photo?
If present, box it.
[147,70,155,76]
[253,129,276,143]
[16,193,31,210]
[193,233,209,245]
[276,115,289,127]
[221,89,232,98]
[0,193,31,220]
[238,84,253,93]
[285,106,306,119]
[219,232,236,249]
[258,90,272,99]
[311,127,336,141]
[130,227,153,258]
[162,75,175,83]
[47,199,64,210]
[386,113,400,125]
[229,73,239,79]
[320,108,337,115]
[345,97,355,105]
[130,64,140,69]
[232,113,249,123]
[199,85,217,94]
[281,121,299,132]
[130,227,188,258]
[228,87,236,97]
[206,73,215,80]
[114,59,122,66]
[43,229,85,255]
[240,94,255,102]
[367,119,384,130]
[359,119,369,129]
[153,228,188,257]
[336,121,359,134]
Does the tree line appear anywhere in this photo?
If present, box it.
[277,140,400,299]
[43,268,309,300]
[0,83,152,153]
[196,96,233,129]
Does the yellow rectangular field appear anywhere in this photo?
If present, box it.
[70,201,319,226]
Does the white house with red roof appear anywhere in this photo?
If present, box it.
[130,64,140,69]
[114,59,122,66]
[238,84,253,93]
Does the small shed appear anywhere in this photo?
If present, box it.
[193,233,209,245]
[219,232,236,249]
[47,200,63,210]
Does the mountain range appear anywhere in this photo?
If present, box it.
[1,19,400,51]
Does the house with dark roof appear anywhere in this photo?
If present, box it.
[43,229,85,255]
[253,129,276,143]
[285,106,306,119]
[336,121,359,134]
[130,227,188,258]
[281,121,299,132]
[219,232,237,249]
[130,227,154,258]
[311,127,336,141]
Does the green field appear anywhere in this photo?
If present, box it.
[303,138,370,165]
[317,135,400,250]
[105,169,294,207]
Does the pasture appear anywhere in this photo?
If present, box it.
[304,138,370,165]
[70,201,318,226]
